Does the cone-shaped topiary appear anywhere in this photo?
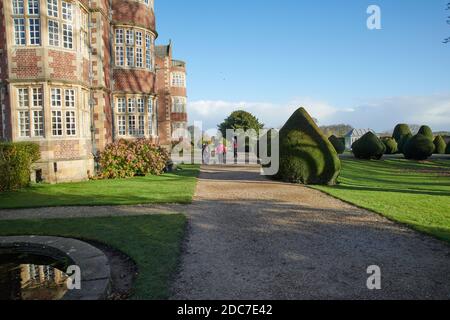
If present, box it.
[398,133,412,154]
[417,125,434,140]
[352,132,386,160]
[382,137,398,154]
[328,135,345,154]
[403,134,435,160]
[392,124,412,143]
[433,136,447,154]
[274,107,341,185]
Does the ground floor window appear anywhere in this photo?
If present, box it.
[16,86,44,138]
[115,95,156,138]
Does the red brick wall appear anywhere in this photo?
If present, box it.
[49,50,77,81]
[53,140,80,160]
[102,14,112,89]
[11,49,43,79]
[112,0,156,31]
[171,113,188,122]
[113,69,155,93]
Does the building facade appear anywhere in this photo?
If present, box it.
[155,42,188,146]
[0,0,187,183]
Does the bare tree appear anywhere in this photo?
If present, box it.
[445,2,450,43]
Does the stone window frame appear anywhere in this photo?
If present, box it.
[115,95,156,138]
[114,27,154,71]
[171,72,186,88]
[15,85,45,139]
[11,0,41,46]
[47,0,75,50]
[50,86,78,138]
[171,96,187,113]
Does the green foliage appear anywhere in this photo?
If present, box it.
[97,139,169,179]
[404,134,435,160]
[398,133,412,154]
[382,137,398,155]
[446,141,450,154]
[0,142,40,192]
[433,136,447,154]
[417,125,434,140]
[218,110,264,138]
[275,107,340,185]
[352,132,386,160]
[328,135,345,154]
[392,124,412,143]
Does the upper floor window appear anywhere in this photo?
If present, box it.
[171,72,186,88]
[172,97,187,113]
[115,28,154,71]
[12,0,41,46]
[47,0,74,49]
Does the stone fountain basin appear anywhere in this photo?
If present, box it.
[0,236,111,300]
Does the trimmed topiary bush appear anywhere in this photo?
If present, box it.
[433,136,447,154]
[398,133,412,154]
[352,132,386,160]
[0,142,41,192]
[328,135,345,154]
[403,134,435,160]
[446,141,450,155]
[274,107,340,185]
[97,139,169,179]
[392,124,412,143]
[417,125,434,140]
[382,137,398,155]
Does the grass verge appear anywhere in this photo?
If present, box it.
[313,158,450,243]
[0,214,186,299]
[0,165,200,209]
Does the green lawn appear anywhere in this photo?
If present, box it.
[313,158,450,243]
[0,215,186,300]
[0,165,200,209]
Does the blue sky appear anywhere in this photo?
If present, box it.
[155,0,450,132]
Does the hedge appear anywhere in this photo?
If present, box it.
[403,134,435,160]
[446,142,450,155]
[328,135,345,154]
[398,133,412,154]
[433,136,446,154]
[382,137,398,155]
[0,142,40,192]
[417,125,434,141]
[274,107,340,185]
[352,132,386,160]
[97,139,169,179]
[392,124,412,143]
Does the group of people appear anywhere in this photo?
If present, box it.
[202,137,238,165]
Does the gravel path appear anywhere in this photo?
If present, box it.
[1,165,449,299]
[170,165,450,300]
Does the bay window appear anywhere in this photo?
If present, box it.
[115,27,154,70]
[116,96,154,137]
[51,87,77,137]
[16,86,44,138]
[12,0,41,46]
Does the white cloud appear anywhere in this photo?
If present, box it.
[188,94,450,133]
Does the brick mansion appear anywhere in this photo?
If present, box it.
[0,0,188,182]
